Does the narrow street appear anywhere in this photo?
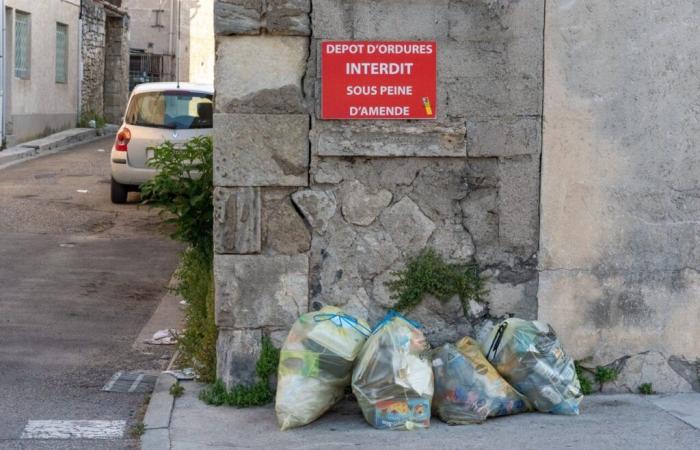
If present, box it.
[0,137,181,449]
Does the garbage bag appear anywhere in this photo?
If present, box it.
[480,318,583,415]
[431,337,531,424]
[352,311,433,430]
[275,306,371,430]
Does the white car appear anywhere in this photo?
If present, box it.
[110,82,214,203]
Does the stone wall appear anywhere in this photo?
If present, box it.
[213,0,544,388]
[540,0,700,392]
[103,15,130,123]
[81,0,107,117]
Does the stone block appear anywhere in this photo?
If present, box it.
[214,187,261,254]
[312,0,352,39]
[445,75,542,118]
[460,188,499,254]
[216,328,262,388]
[340,180,392,226]
[266,0,311,36]
[408,162,468,222]
[262,188,311,255]
[214,0,262,35]
[468,117,541,157]
[215,36,308,113]
[214,113,309,187]
[438,40,508,80]
[427,222,475,263]
[498,155,540,253]
[607,352,694,394]
[290,189,337,233]
[352,0,449,39]
[448,0,544,43]
[379,196,436,253]
[312,121,466,157]
[486,279,538,319]
[215,254,309,328]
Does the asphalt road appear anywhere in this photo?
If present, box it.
[0,138,181,449]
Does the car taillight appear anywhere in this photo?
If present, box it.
[115,128,131,151]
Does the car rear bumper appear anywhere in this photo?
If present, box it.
[110,150,156,186]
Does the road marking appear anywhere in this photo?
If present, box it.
[102,371,122,391]
[128,373,145,392]
[21,420,126,439]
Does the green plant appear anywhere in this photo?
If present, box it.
[141,136,214,252]
[385,248,487,318]
[575,361,593,396]
[78,110,106,129]
[141,136,216,381]
[130,422,145,438]
[638,383,654,395]
[170,381,185,398]
[199,336,280,408]
[173,247,217,382]
[594,366,619,387]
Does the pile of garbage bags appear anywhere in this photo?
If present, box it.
[275,310,583,430]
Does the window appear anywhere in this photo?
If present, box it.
[125,91,213,130]
[14,11,30,79]
[55,23,68,83]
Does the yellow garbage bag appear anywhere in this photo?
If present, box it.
[275,306,371,430]
[352,311,433,430]
[432,337,531,424]
[480,318,583,415]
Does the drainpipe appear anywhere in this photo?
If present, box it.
[168,0,175,80]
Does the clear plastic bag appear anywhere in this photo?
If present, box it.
[275,306,371,430]
[480,318,583,415]
[352,311,433,430]
[432,337,531,424]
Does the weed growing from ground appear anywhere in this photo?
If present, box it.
[638,383,654,395]
[170,381,185,398]
[594,366,619,390]
[199,336,280,407]
[130,422,145,438]
[575,361,594,395]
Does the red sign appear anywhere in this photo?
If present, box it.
[321,41,437,120]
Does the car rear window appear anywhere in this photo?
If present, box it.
[125,91,213,129]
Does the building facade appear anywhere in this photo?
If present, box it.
[212,0,699,393]
[124,0,213,88]
[1,0,128,146]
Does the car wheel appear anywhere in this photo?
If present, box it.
[111,178,129,204]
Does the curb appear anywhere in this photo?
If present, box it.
[142,373,177,450]
[0,126,118,170]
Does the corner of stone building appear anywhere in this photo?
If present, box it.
[213,0,313,389]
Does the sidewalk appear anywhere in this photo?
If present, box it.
[0,126,117,169]
[143,378,699,450]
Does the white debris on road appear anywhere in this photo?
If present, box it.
[146,328,179,345]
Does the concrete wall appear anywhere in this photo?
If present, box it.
[188,0,214,84]
[540,0,699,392]
[213,0,544,388]
[124,0,210,83]
[5,0,80,143]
